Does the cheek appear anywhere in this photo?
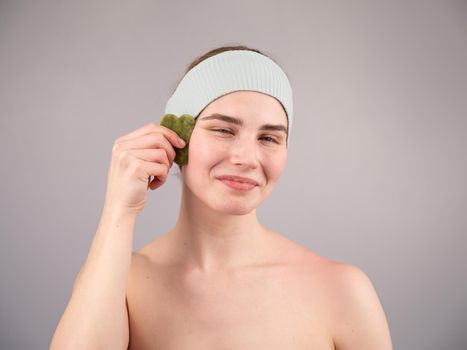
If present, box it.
[264,151,287,181]
[187,130,224,168]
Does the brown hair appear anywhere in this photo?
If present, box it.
[186,45,266,73]
[172,44,284,173]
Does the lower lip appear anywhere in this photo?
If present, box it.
[219,179,257,191]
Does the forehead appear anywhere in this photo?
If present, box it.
[197,91,288,125]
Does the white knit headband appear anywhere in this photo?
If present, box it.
[164,50,294,142]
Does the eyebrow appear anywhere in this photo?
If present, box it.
[198,113,288,135]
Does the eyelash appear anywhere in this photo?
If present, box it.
[212,128,279,144]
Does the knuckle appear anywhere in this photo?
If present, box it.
[118,149,129,160]
[160,162,169,173]
[169,149,176,160]
[165,152,172,165]
[112,141,122,153]
[155,133,165,143]
[129,160,143,174]
[162,152,170,165]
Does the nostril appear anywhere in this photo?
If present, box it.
[231,157,259,169]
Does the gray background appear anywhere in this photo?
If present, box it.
[1,0,466,349]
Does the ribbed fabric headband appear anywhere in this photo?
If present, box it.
[164,50,294,142]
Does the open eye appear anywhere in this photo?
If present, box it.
[260,135,279,144]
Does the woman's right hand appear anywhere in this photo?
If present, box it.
[102,122,186,216]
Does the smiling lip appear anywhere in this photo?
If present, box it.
[216,175,259,185]
[216,175,259,191]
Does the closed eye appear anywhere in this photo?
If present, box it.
[213,128,233,134]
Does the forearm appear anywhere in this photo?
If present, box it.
[50,207,136,350]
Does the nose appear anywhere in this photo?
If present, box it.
[228,136,260,169]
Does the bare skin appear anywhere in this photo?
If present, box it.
[127,228,333,349]
[50,91,392,349]
[125,91,393,349]
[126,226,392,349]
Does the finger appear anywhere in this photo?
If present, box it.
[127,156,168,188]
[149,176,166,191]
[144,161,169,185]
[117,133,177,164]
[130,148,171,169]
[117,123,186,149]
[158,125,187,149]
[148,171,166,190]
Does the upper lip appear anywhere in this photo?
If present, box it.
[216,175,259,186]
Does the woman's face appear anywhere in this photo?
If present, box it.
[181,91,288,215]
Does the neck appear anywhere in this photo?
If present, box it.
[166,184,271,275]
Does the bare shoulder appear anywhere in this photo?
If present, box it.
[277,238,393,350]
[128,234,177,282]
[129,238,166,279]
[132,234,169,264]
[127,250,152,285]
[316,260,393,350]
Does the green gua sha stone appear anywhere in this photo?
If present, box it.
[160,113,196,165]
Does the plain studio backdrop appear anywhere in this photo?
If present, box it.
[1,0,466,349]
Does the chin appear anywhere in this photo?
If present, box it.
[209,195,265,216]
[214,205,256,216]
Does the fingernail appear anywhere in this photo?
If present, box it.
[178,138,186,146]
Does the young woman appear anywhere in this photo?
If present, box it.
[50,45,393,349]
